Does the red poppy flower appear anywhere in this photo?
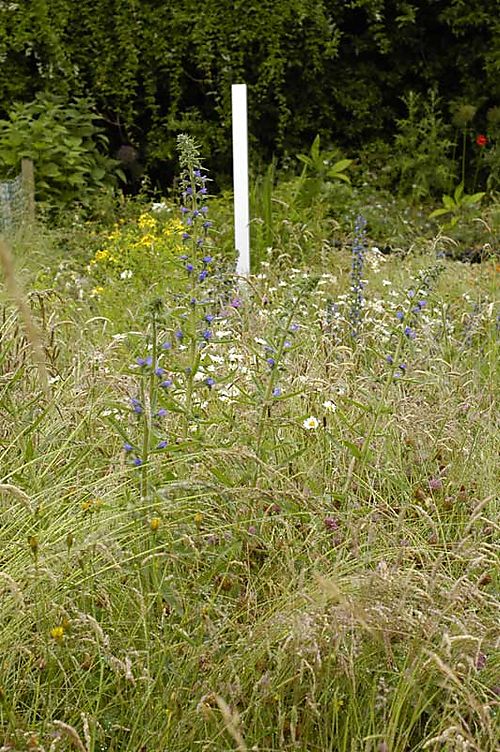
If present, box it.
[476,134,488,147]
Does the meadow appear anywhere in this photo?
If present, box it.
[0,145,499,751]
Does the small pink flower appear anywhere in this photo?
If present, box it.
[428,477,442,492]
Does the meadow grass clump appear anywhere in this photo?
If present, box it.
[0,157,498,751]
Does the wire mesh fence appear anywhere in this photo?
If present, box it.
[0,160,35,233]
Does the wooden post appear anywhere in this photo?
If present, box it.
[21,158,35,224]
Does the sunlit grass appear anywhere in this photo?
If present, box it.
[0,202,498,751]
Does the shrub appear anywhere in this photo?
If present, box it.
[0,92,122,208]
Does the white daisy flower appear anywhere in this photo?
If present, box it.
[303,416,319,430]
[322,400,337,413]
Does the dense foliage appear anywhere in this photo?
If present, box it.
[0,0,497,184]
[0,93,122,206]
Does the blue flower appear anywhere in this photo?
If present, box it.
[202,255,213,264]
[155,367,166,377]
[175,329,183,340]
[205,377,215,388]
[123,442,133,452]
[266,357,275,368]
[272,387,282,397]
[185,263,194,272]
[199,270,208,282]
[396,311,404,320]
[136,355,153,367]
[404,326,416,339]
[202,329,212,341]
[133,457,143,466]
[162,341,172,350]
[156,408,167,417]
[182,233,190,241]
[130,398,143,414]
[205,313,215,323]
[160,379,173,389]
[157,440,168,449]
[386,355,394,365]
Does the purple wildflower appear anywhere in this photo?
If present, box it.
[130,398,143,414]
[136,355,153,367]
[324,516,339,531]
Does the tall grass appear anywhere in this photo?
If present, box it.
[0,210,498,751]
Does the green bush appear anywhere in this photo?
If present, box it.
[0,93,123,207]
[392,90,456,201]
[0,1,498,186]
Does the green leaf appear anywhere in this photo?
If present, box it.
[465,191,485,205]
[91,166,106,180]
[310,134,320,162]
[454,182,464,202]
[329,158,352,173]
[341,440,369,460]
[429,207,451,219]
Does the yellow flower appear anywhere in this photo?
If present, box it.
[166,218,184,236]
[81,498,104,513]
[91,286,104,296]
[150,517,161,532]
[139,234,155,247]
[94,249,109,262]
[138,213,157,230]
[50,625,65,641]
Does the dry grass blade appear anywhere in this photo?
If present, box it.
[214,695,248,752]
[0,236,50,396]
[51,721,88,752]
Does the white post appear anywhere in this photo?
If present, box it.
[231,84,250,276]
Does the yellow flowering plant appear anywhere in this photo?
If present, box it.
[87,207,184,294]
